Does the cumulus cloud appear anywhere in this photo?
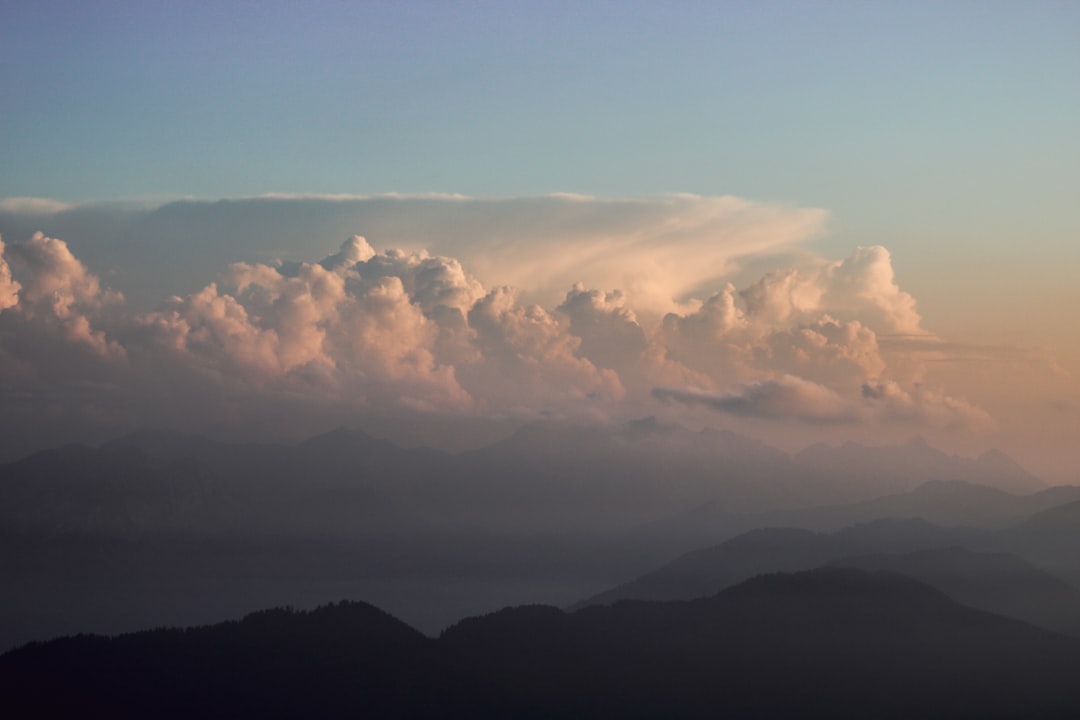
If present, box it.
[737,245,923,334]
[4,232,122,318]
[0,238,20,312]
[464,286,623,414]
[822,246,922,334]
[557,284,648,374]
[139,239,473,413]
[0,201,993,451]
[0,233,123,357]
[861,381,994,430]
[763,317,885,390]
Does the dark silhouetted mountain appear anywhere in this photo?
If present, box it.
[449,568,1080,718]
[11,569,1078,718]
[830,546,1080,637]
[574,518,971,609]
[0,600,446,719]
[103,427,222,464]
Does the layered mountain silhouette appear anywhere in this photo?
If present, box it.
[575,519,971,609]
[830,547,1080,637]
[0,423,1049,539]
[638,477,1080,556]
[794,436,1044,495]
[575,519,1080,638]
[0,423,1073,653]
[5,568,1080,719]
[995,499,1080,587]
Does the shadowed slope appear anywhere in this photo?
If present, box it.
[830,547,1080,637]
[574,518,966,608]
[0,601,444,720]
[5,569,1080,719]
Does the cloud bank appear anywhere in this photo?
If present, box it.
[0,194,988,453]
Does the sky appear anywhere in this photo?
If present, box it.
[1,1,1078,480]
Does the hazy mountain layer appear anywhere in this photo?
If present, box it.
[830,547,1080,637]
[576,518,971,609]
[0,423,1049,540]
[578,517,1080,638]
[0,424,1071,651]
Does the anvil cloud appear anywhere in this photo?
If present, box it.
[0,195,987,458]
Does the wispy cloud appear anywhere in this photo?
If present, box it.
[653,378,858,424]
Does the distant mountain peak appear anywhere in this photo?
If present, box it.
[977,448,1022,468]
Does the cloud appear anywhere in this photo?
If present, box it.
[0,194,827,313]
[823,246,922,334]
[0,199,994,452]
[654,377,858,424]
[557,284,648,375]
[0,197,75,215]
[650,375,989,430]
[3,232,122,318]
[437,194,828,314]
[464,286,623,415]
[0,238,20,312]
[737,246,923,335]
[138,239,473,413]
[763,317,885,390]
[0,233,123,357]
[861,381,994,430]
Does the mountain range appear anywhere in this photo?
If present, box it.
[0,422,1051,539]
[0,422,1074,652]
[5,567,1080,719]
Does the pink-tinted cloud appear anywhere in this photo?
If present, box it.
[0,226,990,446]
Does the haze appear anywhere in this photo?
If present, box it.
[2,5,1080,715]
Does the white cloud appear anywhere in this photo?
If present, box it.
[0,200,994,449]
[557,284,648,375]
[0,238,20,312]
[4,232,122,318]
[464,286,623,415]
[763,317,885,390]
[737,245,923,335]
[0,197,74,215]
[0,233,123,357]
[861,381,994,430]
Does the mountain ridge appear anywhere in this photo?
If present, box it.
[7,568,1079,719]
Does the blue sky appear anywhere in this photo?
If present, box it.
[3,1,1077,206]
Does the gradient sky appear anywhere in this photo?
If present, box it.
[3,2,1078,328]
[1,1,1078,479]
